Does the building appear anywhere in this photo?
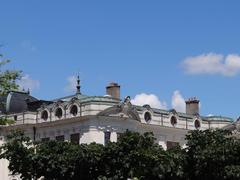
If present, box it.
[0,77,236,180]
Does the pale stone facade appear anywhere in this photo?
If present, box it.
[0,80,235,180]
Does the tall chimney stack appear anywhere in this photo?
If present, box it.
[106,82,120,99]
[185,97,200,115]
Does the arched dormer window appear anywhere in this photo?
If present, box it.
[55,108,63,119]
[144,111,152,122]
[41,110,48,121]
[194,119,201,129]
[70,105,78,116]
[171,116,177,126]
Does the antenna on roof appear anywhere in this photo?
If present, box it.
[76,73,81,95]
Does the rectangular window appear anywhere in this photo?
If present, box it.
[104,132,111,145]
[56,135,65,142]
[117,132,123,141]
[166,141,179,150]
[41,137,50,142]
[70,133,80,144]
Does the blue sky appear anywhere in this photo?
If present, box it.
[1,1,240,118]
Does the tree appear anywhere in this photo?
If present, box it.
[0,130,104,180]
[101,131,170,180]
[0,130,36,180]
[0,54,21,95]
[184,129,240,180]
[2,129,240,180]
[164,145,185,180]
[0,53,22,125]
[1,130,174,180]
[35,141,104,180]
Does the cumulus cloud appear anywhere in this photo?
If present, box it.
[171,90,186,113]
[131,91,198,113]
[182,53,240,77]
[64,76,77,93]
[17,74,40,91]
[131,93,167,109]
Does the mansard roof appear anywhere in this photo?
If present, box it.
[134,104,233,122]
[0,90,38,114]
[37,94,120,111]
[52,93,120,103]
[52,94,88,102]
[202,115,234,122]
[0,89,234,124]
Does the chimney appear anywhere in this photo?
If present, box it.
[106,82,120,99]
[185,97,200,115]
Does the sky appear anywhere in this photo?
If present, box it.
[1,1,240,119]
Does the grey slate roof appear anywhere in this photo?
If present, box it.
[0,90,38,114]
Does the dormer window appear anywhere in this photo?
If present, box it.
[194,120,201,129]
[144,112,152,122]
[171,116,177,126]
[55,108,63,119]
[70,105,78,116]
[41,110,48,121]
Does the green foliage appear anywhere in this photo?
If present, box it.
[34,141,104,180]
[0,54,21,125]
[0,117,15,125]
[224,165,240,180]
[0,130,36,180]
[1,129,240,180]
[101,131,169,180]
[165,145,185,180]
[0,54,22,96]
[185,129,240,180]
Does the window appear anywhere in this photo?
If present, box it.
[55,108,63,119]
[166,141,179,150]
[41,110,48,120]
[41,137,50,142]
[117,132,123,141]
[56,135,64,141]
[70,105,78,116]
[144,112,152,122]
[70,133,80,144]
[194,120,201,129]
[170,116,177,126]
[104,132,111,145]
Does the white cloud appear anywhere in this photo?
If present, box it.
[64,76,77,93]
[131,93,167,109]
[171,90,186,113]
[182,53,240,77]
[131,91,200,114]
[17,74,40,91]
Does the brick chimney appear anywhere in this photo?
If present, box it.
[106,82,120,99]
[185,97,200,115]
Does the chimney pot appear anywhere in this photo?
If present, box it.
[106,82,120,99]
[186,97,200,115]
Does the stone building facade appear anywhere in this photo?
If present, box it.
[0,78,235,180]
